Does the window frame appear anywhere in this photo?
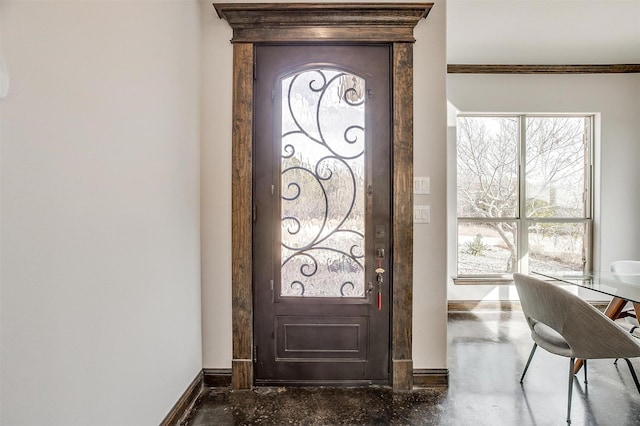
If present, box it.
[455,113,594,280]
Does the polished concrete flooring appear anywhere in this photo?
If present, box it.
[182,310,640,425]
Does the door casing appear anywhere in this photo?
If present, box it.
[214,2,433,391]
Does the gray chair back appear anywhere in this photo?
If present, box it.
[513,273,640,359]
[610,260,640,274]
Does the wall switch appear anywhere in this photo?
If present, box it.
[414,176,430,194]
[414,205,430,224]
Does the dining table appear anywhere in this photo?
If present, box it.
[532,270,640,373]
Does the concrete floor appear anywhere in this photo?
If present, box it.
[181,310,640,425]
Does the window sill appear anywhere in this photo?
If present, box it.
[452,277,514,285]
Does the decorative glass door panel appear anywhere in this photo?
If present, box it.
[280,69,366,298]
[253,44,390,384]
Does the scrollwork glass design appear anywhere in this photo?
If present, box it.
[280,69,366,297]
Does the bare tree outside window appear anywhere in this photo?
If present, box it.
[456,115,592,277]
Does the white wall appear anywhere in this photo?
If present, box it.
[200,0,233,371]
[201,0,449,370]
[0,4,3,420]
[413,0,448,369]
[0,1,202,425]
[447,73,640,301]
[447,0,640,64]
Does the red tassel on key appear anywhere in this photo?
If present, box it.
[377,292,382,310]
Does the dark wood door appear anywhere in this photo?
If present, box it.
[253,44,391,385]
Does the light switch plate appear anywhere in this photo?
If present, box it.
[414,176,430,194]
[414,205,430,224]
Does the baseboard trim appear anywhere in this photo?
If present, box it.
[203,368,233,387]
[160,370,203,426]
[448,300,609,312]
[200,367,450,389]
[448,300,522,312]
[413,368,449,388]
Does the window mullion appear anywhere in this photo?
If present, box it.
[585,115,594,271]
[518,115,527,274]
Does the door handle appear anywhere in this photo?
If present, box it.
[375,245,385,310]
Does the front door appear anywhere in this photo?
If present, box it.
[253,44,391,385]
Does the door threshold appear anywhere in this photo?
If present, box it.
[254,379,390,388]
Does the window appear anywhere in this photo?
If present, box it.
[456,115,593,278]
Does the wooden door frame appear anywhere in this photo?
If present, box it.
[214,2,433,391]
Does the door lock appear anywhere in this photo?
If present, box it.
[374,245,385,310]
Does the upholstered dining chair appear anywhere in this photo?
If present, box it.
[611,260,640,275]
[513,273,640,424]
